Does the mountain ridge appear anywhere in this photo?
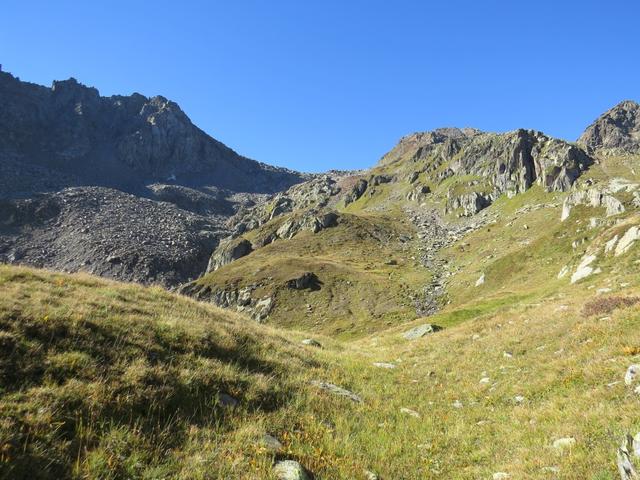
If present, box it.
[0,71,306,197]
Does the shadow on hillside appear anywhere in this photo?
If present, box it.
[0,310,318,479]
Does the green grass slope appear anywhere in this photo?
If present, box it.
[193,213,427,338]
[0,266,345,479]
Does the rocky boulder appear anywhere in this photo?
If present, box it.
[402,323,442,340]
[344,179,368,206]
[406,185,431,202]
[561,188,625,221]
[446,191,494,216]
[285,272,321,290]
[273,460,310,480]
[275,211,339,240]
[579,100,640,154]
[206,237,253,272]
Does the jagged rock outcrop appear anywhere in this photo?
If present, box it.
[380,127,593,215]
[579,100,640,154]
[561,188,625,221]
[406,185,430,202]
[0,71,305,196]
[179,282,274,321]
[344,179,369,206]
[206,210,340,273]
[274,211,339,240]
[206,237,253,272]
[230,174,347,232]
[446,191,494,216]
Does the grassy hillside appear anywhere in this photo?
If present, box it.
[3,262,640,478]
[0,266,348,479]
[4,147,640,478]
[193,212,426,338]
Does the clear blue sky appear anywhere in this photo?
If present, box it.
[2,1,639,172]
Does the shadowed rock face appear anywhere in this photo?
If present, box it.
[0,71,306,285]
[0,71,305,198]
[579,100,640,153]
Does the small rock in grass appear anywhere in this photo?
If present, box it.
[217,393,238,408]
[514,395,525,404]
[557,265,569,279]
[541,466,560,474]
[273,460,310,480]
[310,380,362,403]
[625,365,640,385]
[552,437,576,451]
[400,407,420,418]
[402,323,441,340]
[617,433,639,479]
[480,377,490,384]
[452,400,463,409]
[364,470,379,480]
[301,338,322,348]
[261,434,283,452]
[493,473,510,480]
[503,351,513,358]
[475,273,485,286]
[472,333,481,341]
[373,362,396,369]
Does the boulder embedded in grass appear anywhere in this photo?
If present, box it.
[402,323,441,340]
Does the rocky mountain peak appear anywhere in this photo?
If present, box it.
[0,70,306,196]
[578,100,640,153]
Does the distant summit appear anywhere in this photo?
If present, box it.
[0,70,305,197]
[578,100,640,153]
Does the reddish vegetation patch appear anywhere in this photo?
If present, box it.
[582,296,640,317]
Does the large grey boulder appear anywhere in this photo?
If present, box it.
[616,227,640,257]
[274,211,340,240]
[446,191,493,216]
[570,254,600,284]
[402,323,441,340]
[206,237,253,272]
